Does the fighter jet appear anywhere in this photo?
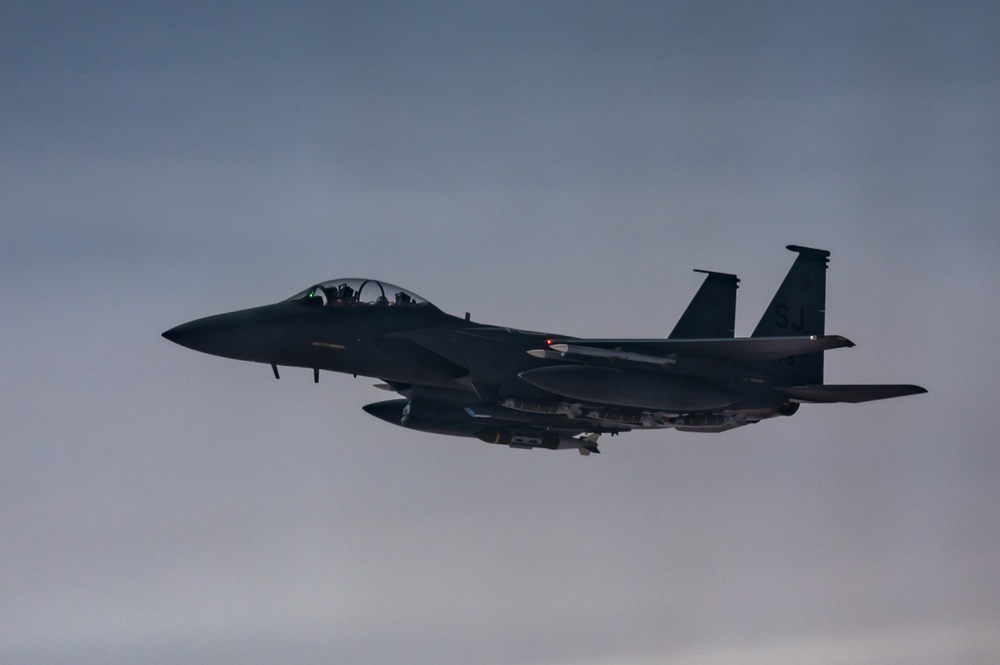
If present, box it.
[163,246,925,455]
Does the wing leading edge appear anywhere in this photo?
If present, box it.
[545,335,855,364]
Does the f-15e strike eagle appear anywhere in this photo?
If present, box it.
[163,246,925,454]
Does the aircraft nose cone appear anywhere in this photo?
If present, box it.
[161,319,218,353]
[162,305,294,361]
[162,309,255,357]
[161,325,182,343]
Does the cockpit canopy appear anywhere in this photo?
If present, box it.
[287,278,429,308]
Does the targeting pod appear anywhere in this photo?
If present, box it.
[475,428,599,454]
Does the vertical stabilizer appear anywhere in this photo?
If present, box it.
[669,270,739,339]
[752,245,830,385]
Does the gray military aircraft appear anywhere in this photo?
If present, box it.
[163,246,925,454]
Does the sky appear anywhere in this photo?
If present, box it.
[2,2,999,663]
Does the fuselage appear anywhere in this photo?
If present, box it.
[162,280,793,436]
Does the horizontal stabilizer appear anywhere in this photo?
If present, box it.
[546,335,855,363]
[777,384,927,403]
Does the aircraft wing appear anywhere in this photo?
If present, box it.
[776,384,927,403]
[545,335,855,363]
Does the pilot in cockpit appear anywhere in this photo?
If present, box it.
[335,284,355,303]
[288,279,426,309]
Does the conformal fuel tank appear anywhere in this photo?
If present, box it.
[518,366,736,412]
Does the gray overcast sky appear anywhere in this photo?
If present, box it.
[2,2,999,664]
